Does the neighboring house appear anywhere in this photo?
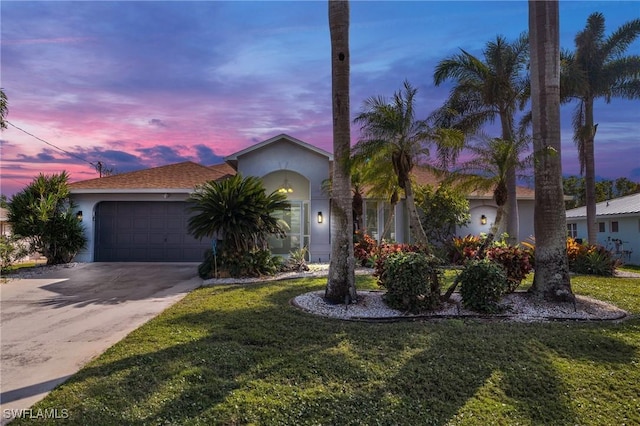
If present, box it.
[0,207,11,236]
[566,193,640,265]
[70,133,536,263]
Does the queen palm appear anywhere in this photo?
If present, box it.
[447,136,530,247]
[353,80,463,246]
[325,0,356,304]
[528,0,573,302]
[0,88,7,130]
[561,12,640,244]
[433,34,529,244]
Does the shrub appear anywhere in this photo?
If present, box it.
[0,235,29,273]
[198,245,281,279]
[459,258,508,313]
[572,245,619,276]
[486,245,533,292]
[378,251,443,313]
[280,247,309,272]
[353,232,378,267]
[372,242,425,278]
[448,235,483,265]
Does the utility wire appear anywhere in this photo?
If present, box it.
[6,121,98,168]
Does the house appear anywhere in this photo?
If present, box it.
[566,193,640,265]
[0,207,11,236]
[70,134,536,263]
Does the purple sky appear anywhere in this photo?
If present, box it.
[1,1,639,196]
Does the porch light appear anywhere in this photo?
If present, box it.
[77,211,83,222]
[317,211,323,224]
[480,214,487,225]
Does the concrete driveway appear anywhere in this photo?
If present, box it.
[0,263,202,423]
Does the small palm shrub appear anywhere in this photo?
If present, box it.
[486,245,533,292]
[280,247,309,272]
[459,258,508,313]
[198,246,282,279]
[565,238,618,276]
[378,251,443,313]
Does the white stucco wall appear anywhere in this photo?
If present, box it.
[456,199,535,244]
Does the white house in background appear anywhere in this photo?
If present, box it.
[0,207,11,236]
[70,134,537,263]
[566,193,640,265]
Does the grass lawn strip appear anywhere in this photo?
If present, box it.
[13,274,640,425]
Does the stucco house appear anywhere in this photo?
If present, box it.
[70,134,536,263]
[566,193,640,265]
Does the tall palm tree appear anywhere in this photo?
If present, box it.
[561,12,640,244]
[353,80,463,247]
[325,0,356,304]
[528,0,573,302]
[433,34,529,244]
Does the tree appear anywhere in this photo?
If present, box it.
[446,136,530,246]
[353,80,463,246]
[528,0,573,302]
[561,12,640,244]
[433,34,529,244]
[187,174,289,253]
[325,0,356,304]
[415,184,470,252]
[0,88,7,130]
[8,172,87,265]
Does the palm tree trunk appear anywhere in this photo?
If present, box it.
[499,112,519,245]
[528,0,573,302]
[583,98,598,245]
[325,0,356,304]
[381,202,396,241]
[403,179,429,247]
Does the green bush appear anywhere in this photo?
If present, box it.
[459,259,508,313]
[572,245,619,276]
[0,235,29,273]
[198,245,282,279]
[378,251,443,313]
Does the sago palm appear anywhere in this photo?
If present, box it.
[561,12,640,244]
[187,174,289,254]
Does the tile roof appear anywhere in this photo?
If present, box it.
[69,161,233,191]
[566,193,640,218]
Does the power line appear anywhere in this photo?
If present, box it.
[6,121,97,168]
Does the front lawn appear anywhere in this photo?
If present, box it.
[17,274,640,425]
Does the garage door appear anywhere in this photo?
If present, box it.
[95,201,210,262]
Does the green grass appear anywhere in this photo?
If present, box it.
[16,274,640,425]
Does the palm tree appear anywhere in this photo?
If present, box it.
[433,34,529,244]
[325,0,356,304]
[447,136,530,247]
[353,80,463,246]
[561,12,640,245]
[528,0,573,302]
[0,88,8,130]
[187,174,289,253]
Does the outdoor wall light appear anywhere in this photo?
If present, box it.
[77,211,83,222]
[480,214,487,225]
[317,211,323,224]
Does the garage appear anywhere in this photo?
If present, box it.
[94,201,211,262]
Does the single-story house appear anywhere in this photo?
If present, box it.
[70,133,537,263]
[0,207,11,236]
[566,193,640,265]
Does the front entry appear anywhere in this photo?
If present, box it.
[268,201,310,258]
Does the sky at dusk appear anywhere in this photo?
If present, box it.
[1,1,639,197]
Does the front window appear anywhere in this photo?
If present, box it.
[611,221,619,233]
[567,223,578,238]
[365,201,379,241]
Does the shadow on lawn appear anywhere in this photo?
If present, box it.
[20,280,638,425]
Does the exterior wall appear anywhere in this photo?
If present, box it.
[71,191,192,262]
[456,199,535,244]
[567,215,640,265]
[235,138,332,262]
